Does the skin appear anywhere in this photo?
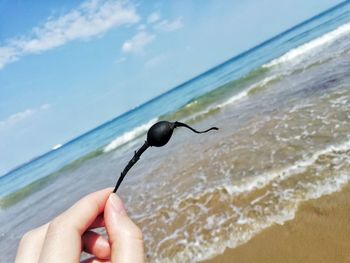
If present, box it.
[15,188,145,263]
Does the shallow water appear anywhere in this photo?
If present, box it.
[133,52,350,261]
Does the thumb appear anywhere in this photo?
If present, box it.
[104,193,145,263]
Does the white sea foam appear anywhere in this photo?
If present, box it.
[153,138,350,262]
[188,75,278,119]
[180,87,250,123]
[217,90,249,109]
[157,169,350,263]
[223,139,350,196]
[103,118,158,153]
[171,139,350,208]
[264,22,350,68]
[216,74,280,109]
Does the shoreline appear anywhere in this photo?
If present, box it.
[204,182,350,263]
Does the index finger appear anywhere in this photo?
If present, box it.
[38,188,112,263]
[61,188,112,234]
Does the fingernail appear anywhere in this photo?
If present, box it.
[109,193,127,215]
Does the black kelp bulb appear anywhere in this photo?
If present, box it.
[113,121,218,193]
[147,121,175,147]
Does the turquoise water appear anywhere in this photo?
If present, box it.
[1,2,350,262]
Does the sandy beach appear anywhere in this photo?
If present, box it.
[205,182,350,263]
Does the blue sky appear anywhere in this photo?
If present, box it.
[0,0,344,175]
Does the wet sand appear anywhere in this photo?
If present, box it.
[205,182,350,263]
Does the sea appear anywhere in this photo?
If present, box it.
[1,2,350,262]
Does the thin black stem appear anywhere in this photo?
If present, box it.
[174,121,219,133]
[113,141,150,193]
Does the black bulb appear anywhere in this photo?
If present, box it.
[113,120,218,192]
[147,121,175,147]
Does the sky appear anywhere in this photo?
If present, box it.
[0,0,344,175]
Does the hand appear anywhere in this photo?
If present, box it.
[15,188,145,263]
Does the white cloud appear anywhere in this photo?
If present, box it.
[147,12,160,24]
[154,17,184,32]
[0,47,17,69]
[0,0,140,70]
[121,15,184,56]
[122,31,155,54]
[0,104,51,129]
[1,109,35,126]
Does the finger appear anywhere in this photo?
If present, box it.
[104,194,145,263]
[88,214,105,229]
[82,231,111,259]
[63,188,113,234]
[39,188,112,263]
[81,257,110,263]
[15,223,49,263]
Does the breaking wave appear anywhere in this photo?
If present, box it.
[103,118,158,153]
[264,22,350,68]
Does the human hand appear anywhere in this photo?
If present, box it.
[15,188,144,263]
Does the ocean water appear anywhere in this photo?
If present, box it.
[1,2,350,262]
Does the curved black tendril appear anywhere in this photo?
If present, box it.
[113,120,218,193]
[174,121,219,134]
